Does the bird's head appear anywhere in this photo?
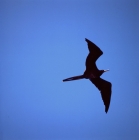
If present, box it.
[100,69,109,76]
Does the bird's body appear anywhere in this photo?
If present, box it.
[63,38,112,113]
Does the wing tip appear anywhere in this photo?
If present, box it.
[85,38,90,43]
[105,109,108,113]
[105,106,109,113]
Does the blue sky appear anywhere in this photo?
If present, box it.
[0,0,139,140]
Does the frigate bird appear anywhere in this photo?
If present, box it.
[63,38,112,113]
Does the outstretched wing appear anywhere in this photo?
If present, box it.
[85,38,103,62]
[90,78,112,113]
[85,38,103,73]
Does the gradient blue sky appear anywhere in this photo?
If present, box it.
[0,0,139,140]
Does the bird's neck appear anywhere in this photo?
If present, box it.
[99,70,104,77]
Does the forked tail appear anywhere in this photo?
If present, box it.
[63,75,85,82]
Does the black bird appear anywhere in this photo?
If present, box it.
[63,38,112,113]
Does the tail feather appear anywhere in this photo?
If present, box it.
[63,75,85,82]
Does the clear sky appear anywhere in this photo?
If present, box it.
[0,0,139,140]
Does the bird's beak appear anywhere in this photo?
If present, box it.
[104,69,109,72]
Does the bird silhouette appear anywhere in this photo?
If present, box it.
[63,38,112,113]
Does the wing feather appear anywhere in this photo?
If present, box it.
[85,38,103,73]
[90,78,112,113]
[85,38,103,62]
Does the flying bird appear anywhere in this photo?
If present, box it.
[63,38,112,113]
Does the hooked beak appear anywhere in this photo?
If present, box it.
[104,69,109,72]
